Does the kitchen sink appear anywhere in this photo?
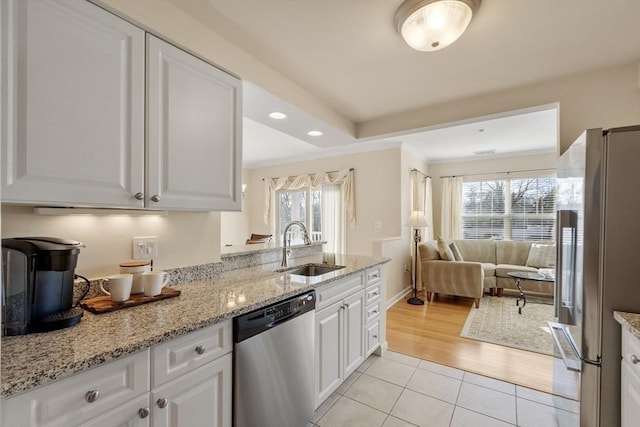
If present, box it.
[278,263,345,277]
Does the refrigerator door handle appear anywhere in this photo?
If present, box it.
[548,321,582,371]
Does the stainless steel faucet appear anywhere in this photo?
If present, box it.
[281,221,312,267]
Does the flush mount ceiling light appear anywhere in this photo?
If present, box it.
[268,111,287,119]
[307,130,323,136]
[394,0,481,52]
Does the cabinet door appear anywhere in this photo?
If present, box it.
[79,395,150,427]
[146,35,242,211]
[1,0,145,207]
[622,360,640,427]
[343,290,365,377]
[315,300,343,407]
[151,353,232,427]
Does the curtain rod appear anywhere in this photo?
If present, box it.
[439,167,555,179]
[411,168,431,179]
[261,167,354,181]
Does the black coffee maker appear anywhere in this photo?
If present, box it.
[2,237,87,335]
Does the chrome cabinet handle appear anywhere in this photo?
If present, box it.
[85,390,100,403]
[195,345,206,355]
[151,195,160,202]
[631,354,639,365]
[157,397,169,408]
[138,407,150,419]
[134,192,144,200]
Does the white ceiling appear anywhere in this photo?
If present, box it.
[168,0,640,167]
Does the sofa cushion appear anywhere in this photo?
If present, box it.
[454,239,497,264]
[450,241,464,261]
[419,242,441,261]
[496,264,538,278]
[481,263,496,277]
[496,240,532,265]
[526,243,556,268]
[437,237,455,261]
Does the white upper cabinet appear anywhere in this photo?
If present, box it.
[1,1,242,211]
[146,35,242,211]
[1,0,145,207]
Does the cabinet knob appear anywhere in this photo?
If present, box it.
[157,397,169,408]
[372,335,378,339]
[134,192,144,200]
[151,195,160,203]
[138,407,150,419]
[195,345,206,355]
[631,354,639,365]
[372,310,378,315]
[85,390,100,403]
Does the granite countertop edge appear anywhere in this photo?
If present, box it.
[614,311,640,340]
[1,254,390,398]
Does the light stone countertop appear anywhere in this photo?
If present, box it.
[614,311,640,340]
[1,253,389,398]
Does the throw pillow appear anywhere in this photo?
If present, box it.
[437,237,455,261]
[449,241,464,262]
[526,243,556,268]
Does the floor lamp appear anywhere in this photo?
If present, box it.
[407,210,428,305]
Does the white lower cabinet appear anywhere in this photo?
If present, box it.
[314,273,365,407]
[2,321,232,427]
[621,328,640,426]
[150,353,232,427]
[314,267,387,409]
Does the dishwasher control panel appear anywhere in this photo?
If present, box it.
[233,290,316,343]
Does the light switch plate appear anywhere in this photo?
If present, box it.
[133,236,158,260]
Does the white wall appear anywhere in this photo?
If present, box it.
[244,147,404,256]
[220,170,252,246]
[1,206,221,279]
[428,152,557,237]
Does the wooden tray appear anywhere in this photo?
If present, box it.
[79,287,181,314]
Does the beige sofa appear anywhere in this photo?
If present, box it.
[418,239,555,308]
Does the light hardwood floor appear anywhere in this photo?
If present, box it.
[386,291,580,401]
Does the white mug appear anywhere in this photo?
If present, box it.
[142,271,169,297]
[100,274,133,302]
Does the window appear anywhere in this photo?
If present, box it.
[462,176,556,241]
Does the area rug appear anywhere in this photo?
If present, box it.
[460,295,554,355]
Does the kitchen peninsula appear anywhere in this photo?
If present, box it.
[1,244,389,426]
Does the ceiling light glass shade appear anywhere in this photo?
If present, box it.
[395,0,481,52]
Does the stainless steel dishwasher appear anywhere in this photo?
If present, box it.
[233,290,316,427]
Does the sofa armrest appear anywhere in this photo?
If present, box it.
[421,260,484,299]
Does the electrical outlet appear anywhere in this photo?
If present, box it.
[374,221,382,229]
[133,236,158,260]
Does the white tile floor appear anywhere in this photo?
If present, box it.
[312,351,579,427]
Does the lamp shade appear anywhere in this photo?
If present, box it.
[407,210,429,228]
[395,0,481,52]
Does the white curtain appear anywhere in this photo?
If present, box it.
[263,168,355,226]
[441,177,463,239]
[424,177,434,241]
[410,171,434,240]
[322,184,345,254]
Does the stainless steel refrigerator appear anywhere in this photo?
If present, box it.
[549,125,640,427]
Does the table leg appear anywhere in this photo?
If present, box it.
[514,278,526,314]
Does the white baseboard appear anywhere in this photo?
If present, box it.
[386,285,412,308]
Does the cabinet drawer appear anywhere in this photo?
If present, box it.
[366,321,381,356]
[152,320,232,388]
[622,328,640,378]
[366,302,382,324]
[366,268,381,287]
[365,284,381,306]
[316,273,364,310]
[2,350,149,427]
